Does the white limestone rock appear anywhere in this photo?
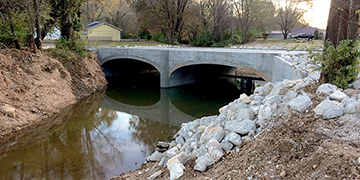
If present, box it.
[166,152,189,168]
[220,140,233,151]
[313,100,344,119]
[352,80,360,90]
[225,120,256,135]
[262,94,282,104]
[147,151,164,162]
[288,95,313,112]
[168,163,185,180]
[199,124,224,144]
[316,83,338,95]
[269,84,288,96]
[330,90,349,102]
[258,102,277,120]
[250,95,264,106]
[195,145,208,158]
[186,121,200,133]
[240,94,252,104]
[344,101,360,114]
[283,90,298,102]
[261,82,275,96]
[224,132,242,146]
[306,71,321,81]
[165,146,181,160]
[194,153,215,172]
[250,106,260,116]
[219,105,228,114]
[206,139,224,162]
[175,136,185,145]
[236,108,255,121]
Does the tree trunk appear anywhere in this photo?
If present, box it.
[326,0,340,47]
[33,0,43,51]
[337,0,350,43]
[6,4,21,49]
[348,0,360,40]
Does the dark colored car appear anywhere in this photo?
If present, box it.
[293,33,315,41]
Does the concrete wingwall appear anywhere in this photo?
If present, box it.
[97,48,304,88]
[271,56,304,82]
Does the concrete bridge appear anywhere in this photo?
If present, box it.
[97,47,305,88]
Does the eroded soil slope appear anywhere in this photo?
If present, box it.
[0,49,107,138]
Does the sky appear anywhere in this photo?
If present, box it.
[303,0,331,30]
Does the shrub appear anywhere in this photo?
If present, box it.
[311,40,360,89]
[139,31,151,40]
[232,34,243,44]
[192,31,214,47]
[314,30,319,40]
[152,33,168,44]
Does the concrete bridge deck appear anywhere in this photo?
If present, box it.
[97,47,306,88]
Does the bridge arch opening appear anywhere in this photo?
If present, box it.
[169,64,266,95]
[101,58,160,87]
[169,64,236,87]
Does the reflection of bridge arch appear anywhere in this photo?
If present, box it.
[98,47,305,88]
[101,89,195,126]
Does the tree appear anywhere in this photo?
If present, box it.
[209,0,232,42]
[134,0,191,44]
[316,0,360,88]
[273,0,307,39]
[234,0,275,43]
[33,0,42,50]
[326,0,360,47]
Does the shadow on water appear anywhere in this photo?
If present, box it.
[0,76,241,179]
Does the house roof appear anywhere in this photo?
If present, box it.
[271,30,283,34]
[86,21,122,31]
[292,27,317,35]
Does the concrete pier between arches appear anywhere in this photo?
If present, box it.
[97,47,305,88]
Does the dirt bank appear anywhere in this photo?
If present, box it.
[0,49,107,139]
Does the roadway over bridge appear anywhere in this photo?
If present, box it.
[97,47,305,88]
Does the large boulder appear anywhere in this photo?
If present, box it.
[199,124,224,144]
[166,152,189,168]
[194,153,215,172]
[313,100,344,119]
[224,132,242,146]
[288,95,313,112]
[329,90,349,102]
[235,108,255,121]
[316,83,338,95]
[168,163,185,180]
[147,151,164,162]
[224,120,256,135]
[206,139,224,162]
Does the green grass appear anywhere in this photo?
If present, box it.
[89,40,167,48]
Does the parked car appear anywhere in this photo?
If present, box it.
[292,33,315,41]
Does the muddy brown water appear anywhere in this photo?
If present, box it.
[0,79,240,179]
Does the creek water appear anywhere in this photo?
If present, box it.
[0,79,240,180]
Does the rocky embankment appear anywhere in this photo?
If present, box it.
[0,49,107,138]
[113,52,360,180]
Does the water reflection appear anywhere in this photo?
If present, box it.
[0,80,240,179]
